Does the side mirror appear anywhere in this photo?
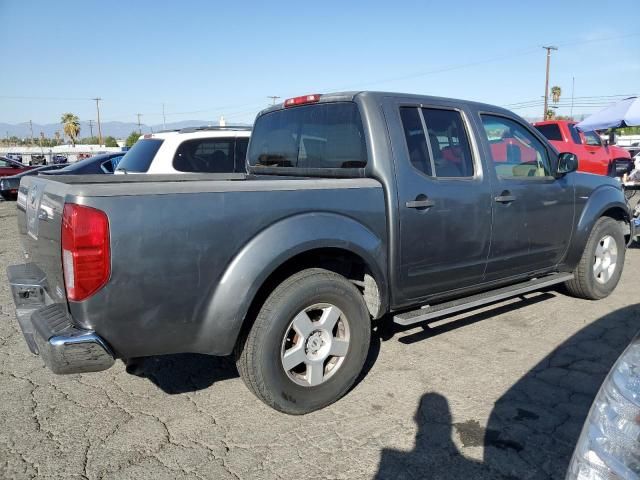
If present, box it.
[557,152,579,176]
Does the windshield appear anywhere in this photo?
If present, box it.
[116,139,164,172]
[247,102,367,172]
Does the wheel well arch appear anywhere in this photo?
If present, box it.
[601,206,630,222]
[244,248,385,331]
[601,206,631,243]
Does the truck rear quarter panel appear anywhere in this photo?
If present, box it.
[67,178,387,358]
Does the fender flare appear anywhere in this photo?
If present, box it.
[564,184,630,268]
[193,212,388,355]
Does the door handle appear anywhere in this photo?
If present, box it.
[494,191,516,204]
[406,197,435,209]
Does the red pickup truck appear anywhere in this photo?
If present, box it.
[533,120,631,176]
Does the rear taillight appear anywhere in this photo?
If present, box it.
[284,94,321,107]
[61,204,110,301]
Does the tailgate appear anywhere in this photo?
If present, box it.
[16,175,69,302]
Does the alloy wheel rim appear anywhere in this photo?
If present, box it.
[593,235,618,285]
[280,303,350,387]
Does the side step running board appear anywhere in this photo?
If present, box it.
[393,272,574,326]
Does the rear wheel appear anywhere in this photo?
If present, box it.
[565,217,625,300]
[236,268,371,414]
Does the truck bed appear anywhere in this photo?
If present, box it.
[17,174,386,358]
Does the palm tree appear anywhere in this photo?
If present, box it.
[551,86,562,104]
[61,113,80,146]
[546,108,556,120]
[54,131,61,145]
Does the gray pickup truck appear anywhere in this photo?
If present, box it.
[7,91,634,414]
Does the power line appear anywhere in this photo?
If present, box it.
[0,95,93,101]
[503,94,637,107]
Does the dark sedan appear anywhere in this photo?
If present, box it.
[0,164,68,200]
[43,152,125,175]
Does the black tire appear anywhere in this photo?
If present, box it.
[565,217,625,300]
[235,268,371,414]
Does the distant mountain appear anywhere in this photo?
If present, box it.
[0,119,251,139]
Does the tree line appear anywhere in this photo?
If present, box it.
[1,112,142,148]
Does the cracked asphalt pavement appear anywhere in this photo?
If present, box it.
[1,200,639,479]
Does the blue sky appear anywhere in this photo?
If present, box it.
[1,0,638,126]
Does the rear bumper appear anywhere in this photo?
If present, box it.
[6,264,115,374]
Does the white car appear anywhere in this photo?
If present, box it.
[115,126,251,174]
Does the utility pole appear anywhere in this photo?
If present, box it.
[267,96,280,105]
[92,98,103,145]
[542,46,558,120]
[136,113,143,134]
[29,120,34,146]
[88,119,94,138]
[570,76,575,120]
[162,103,166,130]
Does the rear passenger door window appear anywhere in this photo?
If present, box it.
[480,115,552,178]
[422,108,474,178]
[173,138,236,173]
[399,107,474,178]
[400,107,432,176]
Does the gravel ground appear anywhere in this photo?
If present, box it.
[1,200,639,480]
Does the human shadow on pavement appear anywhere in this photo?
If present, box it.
[375,392,492,479]
[375,303,640,480]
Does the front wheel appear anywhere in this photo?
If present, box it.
[236,268,371,414]
[565,217,626,300]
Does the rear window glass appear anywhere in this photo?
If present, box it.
[116,139,163,173]
[248,102,367,170]
[534,124,563,141]
[173,138,236,173]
